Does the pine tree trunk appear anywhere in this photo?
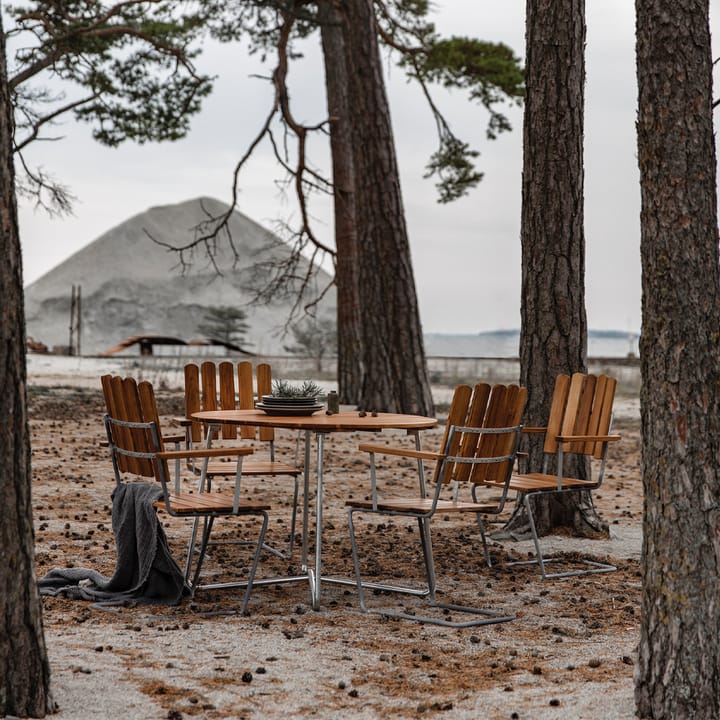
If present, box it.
[337,0,433,416]
[0,15,54,717]
[635,1,720,716]
[506,0,601,537]
[319,0,363,405]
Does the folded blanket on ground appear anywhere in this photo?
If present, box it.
[39,482,190,605]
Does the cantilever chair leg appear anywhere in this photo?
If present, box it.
[188,516,215,592]
[226,473,299,561]
[348,508,430,613]
[287,475,299,558]
[239,511,269,614]
[348,508,514,628]
[417,517,437,599]
[188,511,270,614]
[475,514,492,567]
[504,494,617,579]
[184,516,204,582]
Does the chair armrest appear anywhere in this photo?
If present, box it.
[173,416,192,427]
[358,443,443,462]
[157,447,254,461]
[556,434,622,443]
[522,426,547,433]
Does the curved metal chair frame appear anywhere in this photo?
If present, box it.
[102,374,269,613]
[183,360,302,559]
[489,372,622,579]
[347,383,527,627]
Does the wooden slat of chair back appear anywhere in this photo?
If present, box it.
[561,373,588,455]
[470,384,527,485]
[573,374,597,445]
[432,384,472,485]
[218,361,239,440]
[137,378,170,481]
[201,361,219,413]
[237,361,257,440]
[542,374,572,455]
[184,364,202,443]
[473,384,510,478]
[256,363,275,443]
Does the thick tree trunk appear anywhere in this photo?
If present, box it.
[337,0,433,416]
[0,15,54,718]
[507,0,599,537]
[634,1,720,716]
[319,0,363,405]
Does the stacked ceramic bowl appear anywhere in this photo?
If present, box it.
[256,395,324,416]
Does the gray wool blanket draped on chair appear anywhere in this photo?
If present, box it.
[38,482,189,605]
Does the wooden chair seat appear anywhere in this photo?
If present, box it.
[159,491,271,516]
[485,473,597,492]
[347,497,499,514]
[202,459,301,478]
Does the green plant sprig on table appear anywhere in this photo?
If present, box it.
[271,379,325,398]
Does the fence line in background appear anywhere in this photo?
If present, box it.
[27,353,640,395]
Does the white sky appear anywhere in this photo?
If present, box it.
[11,1,691,335]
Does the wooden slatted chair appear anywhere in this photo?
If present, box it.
[101,374,269,613]
[484,372,621,579]
[346,383,527,627]
[183,360,302,557]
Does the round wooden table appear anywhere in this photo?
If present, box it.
[191,409,437,608]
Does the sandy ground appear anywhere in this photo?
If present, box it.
[25,379,643,720]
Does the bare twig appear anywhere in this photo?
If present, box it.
[14,93,101,151]
[147,3,337,333]
[15,150,75,215]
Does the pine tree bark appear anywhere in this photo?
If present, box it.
[506,0,601,537]
[0,14,54,717]
[337,0,433,416]
[634,1,720,716]
[319,0,364,405]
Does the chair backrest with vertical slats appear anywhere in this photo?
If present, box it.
[543,373,617,460]
[101,374,164,479]
[183,361,277,444]
[471,383,527,484]
[435,383,527,485]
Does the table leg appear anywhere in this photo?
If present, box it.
[311,432,325,609]
[300,429,312,570]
